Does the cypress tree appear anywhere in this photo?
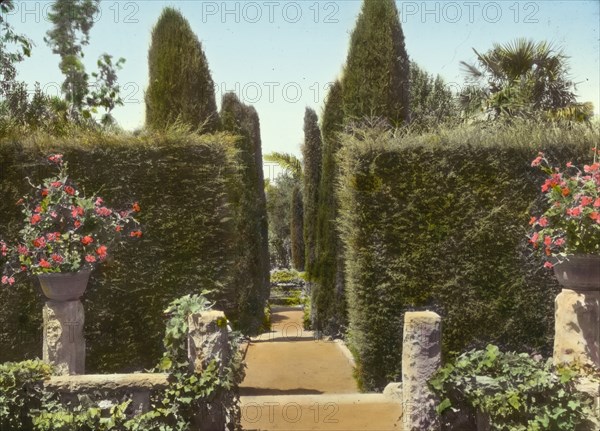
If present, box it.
[341,0,410,126]
[146,7,218,132]
[220,92,269,334]
[290,186,305,271]
[313,81,346,334]
[302,108,322,275]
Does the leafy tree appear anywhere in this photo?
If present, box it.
[290,185,305,271]
[341,0,410,126]
[265,173,296,268]
[146,7,218,132]
[220,92,269,334]
[45,0,125,124]
[460,38,592,121]
[409,62,458,131]
[302,108,322,275]
[313,80,346,335]
[0,0,32,100]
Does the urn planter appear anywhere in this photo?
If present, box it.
[38,270,92,302]
[553,255,600,292]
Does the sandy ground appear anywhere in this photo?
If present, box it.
[240,306,404,430]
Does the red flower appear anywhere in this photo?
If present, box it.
[64,186,75,196]
[529,232,539,245]
[529,216,537,225]
[41,188,49,197]
[543,236,552,246]
[561,187,571,197]
[34,206,42,213]
[590,212,600,223]
[71,206,84,217]
[96,245,107,258]
[580,196,593,206]
[81,236,94,246]
[594,198,600,208]
[85,255,96,263]
[51,254,63,263]
[584,163,600,173]
[130,230,142,238]
[32,237,46,248]
[30,214,42,225]
[132,202,141,212]
[567,207,582,217]
[115,225,123,232]
[50,181,62,188]
[538,217,548,227]
[39,259,52,269]
[74,220,81,228]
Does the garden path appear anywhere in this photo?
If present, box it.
[239,306,404,430]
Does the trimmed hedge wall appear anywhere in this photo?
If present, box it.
[0,130,240,372]
[337,123,597,391]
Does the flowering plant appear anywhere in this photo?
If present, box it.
[529,149,600,268]
[0,154,142,285]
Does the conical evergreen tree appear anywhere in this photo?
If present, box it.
[220,92,269,334]
[302,108,322,275]
[341,0,410,126]
[290,185,305,271]
[146,7,218,132]
[312,81,346,334]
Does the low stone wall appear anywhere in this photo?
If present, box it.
[44,373,170,415]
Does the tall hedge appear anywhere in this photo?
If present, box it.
[341,0,410,126]
[220,93,270,334]
[0,130,238,372]
[302,108,322,274]
[290,185,305,271]
[337,123,597,391]
[145,7,219,132]
[312,81,346,334]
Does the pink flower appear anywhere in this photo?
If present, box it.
[50,181,62,188]
[529,216,537,226]
[17,245,28,255]
[32,237,46,248]
[584,163,600,173]
[590,212,600,223]
[95,197,103,206]
[543,236,552,246]
[39,259,52,269]
[1,276,15,285]
[64,186,75,196]
[74,220,81,228]
[543,262,554,269]
[30,214,42,225]
[48,154,63,164]
[594,198,600,208]
[538,217,548,227]
[71,206,84,217]
[566,162,573,168]
[531,156,543,167]
[554,238,565,247]
[1,242,7,257]
[567,207,582,217]
[85,255,96,263]
[95,207,112,217]
[50,211,58,218]
[34,206,42,213]
[129,230,142,238]
[529,232,539,245]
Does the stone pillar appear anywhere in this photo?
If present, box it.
[553,289,600,422]
[402,311,442,431]
[43,300,85,375]
[188,310,232,429]
[553,289,600,368]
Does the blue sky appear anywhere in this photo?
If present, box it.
[5,1,600,160]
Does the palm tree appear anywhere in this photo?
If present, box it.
[460,38,589,120]
[264,152,303,180]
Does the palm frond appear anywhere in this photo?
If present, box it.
[264,152,303,178]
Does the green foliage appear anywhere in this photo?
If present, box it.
[0,294,245,431]
[337,122,597,391]
[341,0,410,126]
[0,129,241,371]
[264,152,302,180]
[270,269,304,285]
[460,38,590,121]
[0,360,52,430]
[265,173,295,268]
[302,108,323,275]
[220,93,270,335]
[290,186,305,271]
[146,7,219,132]
[312,80,346,336]
[429,345,600,430]
[45,0,125,124]
[409,62,458,131]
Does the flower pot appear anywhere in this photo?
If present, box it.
[553,255,600,292]
[37,270,92,301]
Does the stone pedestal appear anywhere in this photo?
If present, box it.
[402,311,442,431]
[188,310,232,429]
[553,289,600,368]
[43,300,85,375]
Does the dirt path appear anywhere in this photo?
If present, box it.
[240,306,403,430]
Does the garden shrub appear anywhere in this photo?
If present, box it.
[0,128,242,372]
[337,121,597,391]
[429,344,600,430]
